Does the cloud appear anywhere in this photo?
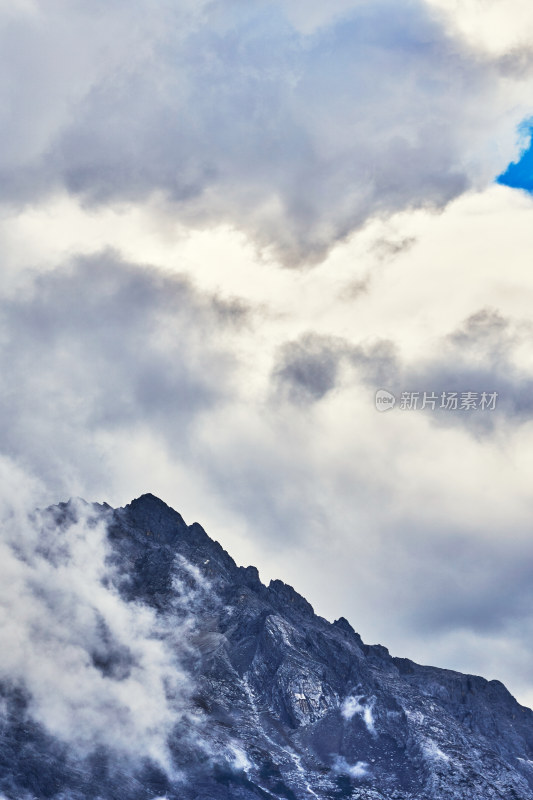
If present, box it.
[425,0,533,55]
[273,309,533,433]
[385,308,533,432]
[272,333,397,404]
[341,695,376,734]
[333,756,369,779]
[375,516,533,635]
[0,251,246,496]
[0,0,531,263]
[0,496,193,773]
[0,477,257,789]
[371,236,418,261]
[273,333,347,403]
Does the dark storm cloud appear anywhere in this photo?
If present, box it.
[0,0,527,263]
[273,333,347,403]
[272,332,396,404]
[0,253,246,490]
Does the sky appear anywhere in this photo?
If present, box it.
[2,0,533,713]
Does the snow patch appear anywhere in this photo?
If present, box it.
[267,615,296,648]
[423,739,450,763]
[290,751,321,799]
[405,709,425,725]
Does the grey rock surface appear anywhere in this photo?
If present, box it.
[1,492,533,799]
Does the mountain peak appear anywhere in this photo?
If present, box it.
[120,493,187,532]
[12,495,533,800]
[127,492,173,510]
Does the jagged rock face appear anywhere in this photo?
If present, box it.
[1,493,533,799]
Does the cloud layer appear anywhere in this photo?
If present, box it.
[0,252,245,494]
[0,0,531,262]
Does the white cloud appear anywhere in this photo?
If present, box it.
[333,755,369,778]
[227,744,252,773]
[425,0,533,55]
[341,695,376,734]
[0,496,194,773]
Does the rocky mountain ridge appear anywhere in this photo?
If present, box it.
[0,492,532,800]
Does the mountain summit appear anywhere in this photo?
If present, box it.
[1,494,532,800]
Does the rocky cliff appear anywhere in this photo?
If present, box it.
[0,493,532,800]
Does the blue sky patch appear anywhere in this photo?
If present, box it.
[498,118,533,192]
